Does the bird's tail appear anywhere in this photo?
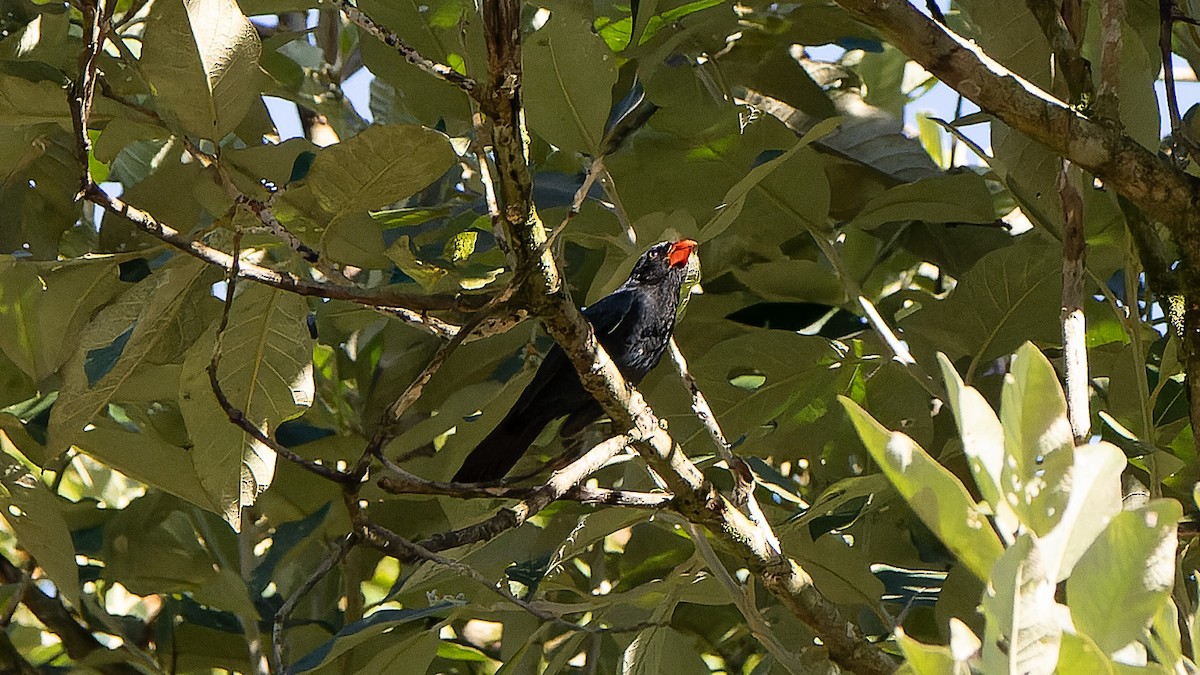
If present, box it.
[451,410,550,483]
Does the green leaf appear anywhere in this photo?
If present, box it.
[290,605,452,673]
[840,397,1004,580]
[1055,632,1115,675]
[141,0,262,139]
[191,568,259,620]
[523,4,619,154]
[386,235,448,291]
[1148,597,1185,668]
[356,630,439,673]
[981,534,1062,674]
[308,124,456,216]
[851,172,996,231]
[1038,442,1125,582]
[790,527,884,607]
[0,74,71,125]
[702,117,840,238]
[1066,500,1181,654]
[1000,342,1074,537]
[621,625,665,675]
[0,127,81,260]
[905,236,1062,377]
[101,493,222,595]
[248,502,331,594]
[0,452,80,606]
[48,258,213,453]
[0,257,126,383]
[956,0,1050,87]
[895,628,961,675]
[356,0,476,134]
[443,230,478,264]
[688,332,839,457]
[178,286,313,528]
[93,117,169,164]
[72,418,219,512]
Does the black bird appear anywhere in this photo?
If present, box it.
[452,239,699,482]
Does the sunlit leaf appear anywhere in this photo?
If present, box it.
[1067,500,1181,654]
[840,397,1004,580]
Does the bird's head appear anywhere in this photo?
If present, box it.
[627,239,698,287]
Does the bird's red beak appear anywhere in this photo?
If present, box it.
[668,239,697,267]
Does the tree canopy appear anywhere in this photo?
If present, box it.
[2,0,1199,673]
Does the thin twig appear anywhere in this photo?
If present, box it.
[1161,0,1200,160]
[1023,0,1092,103]
[272,534,358,674]
[377,468,670,508]
[597,165,637,246]
[681,520,810,675]
[667,338,782,554]
[809,233,939,397]
[104,60,473,343]
[69,0,113,184]
[413,434,637,553]
[359,521,659,635]
[234,194,471,339]
[338,0,478,96]
[667,339,754,504]
[546,157,605,248]
[353,289,516,480]
[82,182,476,312]
[236,195,320,263]
[206,231,352,485]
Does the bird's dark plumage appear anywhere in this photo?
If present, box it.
[451,239,698,482]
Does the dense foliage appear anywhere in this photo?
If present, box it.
[1,0,1198,672]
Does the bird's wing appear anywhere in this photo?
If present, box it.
[584,289,640,343]
[504,291,638,423]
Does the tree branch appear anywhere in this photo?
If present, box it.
[1096,0,1125,119]
[682,520,810,675]
[207,233,353,485]
[354,507,659,635]
[473,2,895,671]
[830,0,1200,272]
[1023,0,1092,102]
[377,470,670,508]
[337,0,478,97]
[1060,162,1090,441]
[272,534,357,674]
[409,434,637,553]
[82,182,480,312]
[0,555,141,675]
[1161,0,1200,159]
